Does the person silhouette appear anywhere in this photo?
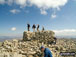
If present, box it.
[42,26,45,32]
[32,24,36,32]
[27,23,30,31]
[37,24,39,31]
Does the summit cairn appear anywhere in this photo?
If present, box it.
[23,24,56,44]
[23,31,55,44]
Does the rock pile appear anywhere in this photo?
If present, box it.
[0,30,57,57]
[0,38,76,57]
[1,30,76,57]
[0,39,44,57]
[23,31,56,44]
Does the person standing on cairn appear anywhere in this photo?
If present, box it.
[42,26,45,32]
[37,24,39,32]
[32,24,36,32]
[27,23,30,31]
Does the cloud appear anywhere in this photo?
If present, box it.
[29,0,68,8]
[0,0,5,4]
[51,14,57,18]
[29,0,68,15]
[0,0,27,7]
[0,0,68,8]
[15,0,27,8]
[40,9,47,15]
[11,27,16,31]
[0,0,13,5]
[53,29,76,33]
[10,9,20,14]
[53,29,76,36]
[0,0,68,16]
[6,0,13,5]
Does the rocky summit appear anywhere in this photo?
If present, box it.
[0,30,76,57]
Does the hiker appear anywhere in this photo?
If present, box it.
[40,46,52,57]
[32,24,36,32]
[27,23,30,31]
[42,26,45,32]
[37,24,39,31]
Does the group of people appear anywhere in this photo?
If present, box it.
[27,23,45,32]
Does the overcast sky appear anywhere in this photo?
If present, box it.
[0,0,76,37]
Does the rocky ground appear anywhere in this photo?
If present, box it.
[0,31,76,57]
[0,38,76,57]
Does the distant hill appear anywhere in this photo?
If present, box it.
[55,36,76,38]
[0,36,22,42]
[0,35,76,42]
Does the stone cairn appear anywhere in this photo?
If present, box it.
[23,30,56,44]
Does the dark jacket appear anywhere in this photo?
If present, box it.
[32,24,36,28]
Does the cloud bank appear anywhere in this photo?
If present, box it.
[53,29,76,36]
[28,0,68,17]
[0,0,68,17]
[28,0,68,10]
[0,0,68,8]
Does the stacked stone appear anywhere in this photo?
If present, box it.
[23,30,55,44]
[23,31,33,41]
[34,31,55,44]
